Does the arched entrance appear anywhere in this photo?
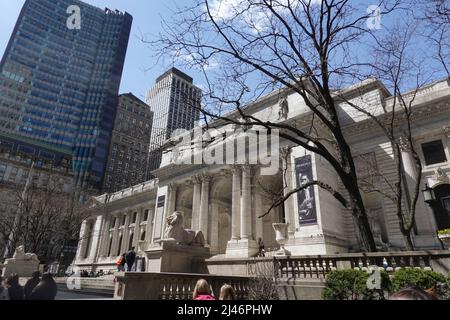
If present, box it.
[431,184,450,230]
[210,177,232,255]
[176,187,193,229]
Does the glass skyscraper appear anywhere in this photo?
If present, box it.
[0,0,132,190]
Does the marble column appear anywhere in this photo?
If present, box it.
[254,186,264,242]
[191,175,202,230]
[98,215,112,257]
[144,208,154,248]
[167,184,178,216]
[121,211,131,253]
[111,214,121,257]
[76,220,89,260]
[231,166,241,240]
[241,165,252,240]
[88,215,103,261]
[199,175,211,243]
[281,147,296,237]
[210,201,220,254]
[133,208,143,249]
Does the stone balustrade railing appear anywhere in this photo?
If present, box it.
[114,272,251,300]
[273,250,450,280]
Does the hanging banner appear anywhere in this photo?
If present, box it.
[153,195,166,241]
[294,155,317,225]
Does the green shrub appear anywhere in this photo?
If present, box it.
[391,268,446,293]
[322,269,390,300]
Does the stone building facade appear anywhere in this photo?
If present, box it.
[74,78,450,272]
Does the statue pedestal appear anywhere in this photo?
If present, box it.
[145,241,211,273]
[2,258,39,277]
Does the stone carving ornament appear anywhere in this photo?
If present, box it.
[278,95,289,120]
[163,211,205,247]
[12,245,39,262]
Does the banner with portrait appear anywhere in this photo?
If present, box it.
[294,155,317,225]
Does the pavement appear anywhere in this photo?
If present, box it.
[56,290,113,300]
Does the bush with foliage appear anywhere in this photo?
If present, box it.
[391,268,446,293]
[322,269,390,300]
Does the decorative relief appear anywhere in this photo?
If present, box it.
[434,167,449,184]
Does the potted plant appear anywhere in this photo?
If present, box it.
[438,229,450,248]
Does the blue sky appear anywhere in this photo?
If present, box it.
[0,0,191,101]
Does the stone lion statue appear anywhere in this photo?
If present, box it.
[163,212,205,247]
[12,245,39,262]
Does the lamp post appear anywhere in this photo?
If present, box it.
[422,183,436,204]
[422,184,445,249]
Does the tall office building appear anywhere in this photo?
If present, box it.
[145,68,201,175]
[103,93,153,193]
[0,0,132,191]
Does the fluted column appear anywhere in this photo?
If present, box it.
[144,209,154,247]
[111,214,121,257]
[121,212,131,253]
[133,208,143,249]
[199,175,211,243]
[231,166,241,240]
[76,220,89,260]
[191,175,202,230]
[167,184,178,216]
[241,165,252,240]
[281,147,296,237]
[99,215,112,257]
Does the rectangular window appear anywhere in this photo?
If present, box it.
[422,140,447,165]
[132,212,137,224]
[143,209,149,222]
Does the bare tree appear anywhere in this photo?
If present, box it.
[151,0,415,252]
[0,184,92,263]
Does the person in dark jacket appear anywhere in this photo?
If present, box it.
[5,274,24,300]
[125,247,136,272]
[29,273,57,300]
[24,271,40,300]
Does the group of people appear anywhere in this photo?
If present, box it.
[116,247,136,272]
[192,279,236,300]
[0,272,57,300]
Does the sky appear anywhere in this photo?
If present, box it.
[0,0,192,102]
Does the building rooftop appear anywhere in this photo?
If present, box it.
[155,67,193,84]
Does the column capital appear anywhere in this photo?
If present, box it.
[398,136,411,152]
[443,124,450,137]
[192,174,203,184]
[200,174,212,183]
[241,165,253,175]
[231,165,241,174]
[168,183,178,192]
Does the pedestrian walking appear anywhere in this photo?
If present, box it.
[29,273,58,300]
[5,274,24,300]
[125,247,136,272]
[24,271,40,300]
[0,277,9,300]
[117,253,126,272]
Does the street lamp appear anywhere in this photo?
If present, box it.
[422,183,436,204]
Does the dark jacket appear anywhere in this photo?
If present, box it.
[125,250,136,263]
[29,274,57,300]
[24,277,40,299]
[7,284,24,301]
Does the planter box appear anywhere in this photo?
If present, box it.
[438,234,450,248]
